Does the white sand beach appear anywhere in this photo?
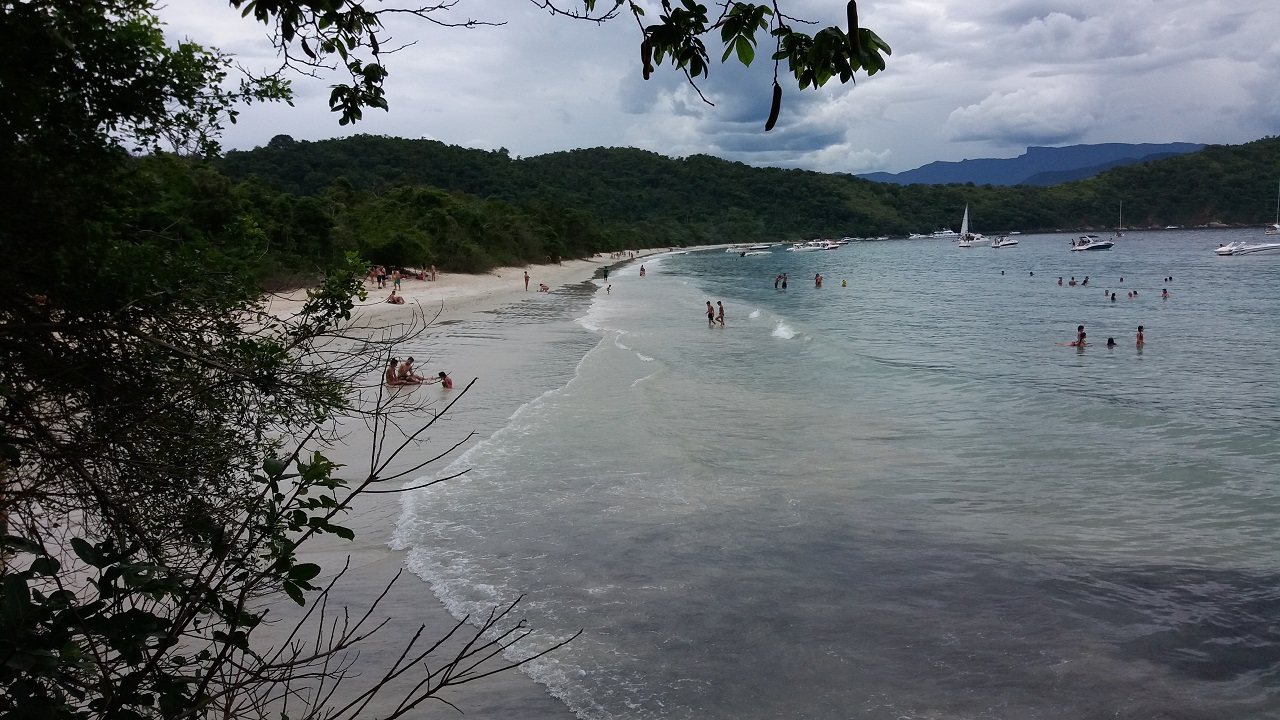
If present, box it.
[255,252,662,718]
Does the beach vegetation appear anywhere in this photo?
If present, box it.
[0,1,589,717]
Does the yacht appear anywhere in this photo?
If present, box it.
[932,229,960,239]
[1214,241,1280,256]
[1070,235,1114,251]
[990,236,1019,249]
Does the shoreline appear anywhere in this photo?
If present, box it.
[255,251,664,718]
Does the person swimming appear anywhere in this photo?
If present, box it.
[1106,337,1116,347]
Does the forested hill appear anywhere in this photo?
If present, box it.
[218,134,1280,241]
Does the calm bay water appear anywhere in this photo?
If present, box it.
[393,230,1280,719]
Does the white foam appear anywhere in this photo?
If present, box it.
[635,352,654,362]
[772,321,798,340]
[749,309,761,319]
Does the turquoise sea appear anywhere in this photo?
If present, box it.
[392,229,1280,719]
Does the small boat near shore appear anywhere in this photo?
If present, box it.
[738,250,772,256]
[1070,235,1114,251]
[1214,241,1280,256]
[990,236,1018,249]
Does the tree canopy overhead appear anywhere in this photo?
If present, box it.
[229,0,890,129]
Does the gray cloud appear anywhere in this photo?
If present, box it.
[160,0,1280,174]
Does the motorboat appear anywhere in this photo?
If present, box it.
[990,235,1018,248]
[1214,241,1280,256]
[932,229,960,239]
[786,240,840,251]
[738,250,772,256]
[1070,235,1114,251]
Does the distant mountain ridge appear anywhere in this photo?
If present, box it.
[859,143,1204,186]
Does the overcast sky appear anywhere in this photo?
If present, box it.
[159,0,1280,174]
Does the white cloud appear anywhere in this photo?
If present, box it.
[945,82,1099,145]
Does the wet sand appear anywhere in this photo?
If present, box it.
[254,253,659,718]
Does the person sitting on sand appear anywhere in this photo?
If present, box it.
[385,358,405,386]
[398,357,425,384]
[386,290,405,304]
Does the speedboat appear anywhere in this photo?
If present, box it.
[990,236,1019,248]
[1070,235,1114,251]
[786,242,825,252]
[738,250,772,256]
[786,240,840,251]
[1214,241,1280,256]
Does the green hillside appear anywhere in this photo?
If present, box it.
[213,134,1280,270]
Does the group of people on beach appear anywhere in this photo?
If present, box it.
[385,357,452,388]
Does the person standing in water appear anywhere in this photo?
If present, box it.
[706,301,715,326]
[814,273,823,287]
[774,275,781,289]
[716,301,725,326]
[782,273,788,290]
[1136,325,1145,347]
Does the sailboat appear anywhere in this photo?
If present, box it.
[957,205,980,248]
[1116,200,1124,237]
[1267,180,1280,236]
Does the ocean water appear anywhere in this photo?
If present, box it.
[392,230,1280,719]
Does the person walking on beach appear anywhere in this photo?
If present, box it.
[524,271,530,291]
[716,301,725,326]
[429,264,437,281]
[393,269,402,290]
[603,265,609,282]
[1136,325,1145,347]
[706,301,715,326]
